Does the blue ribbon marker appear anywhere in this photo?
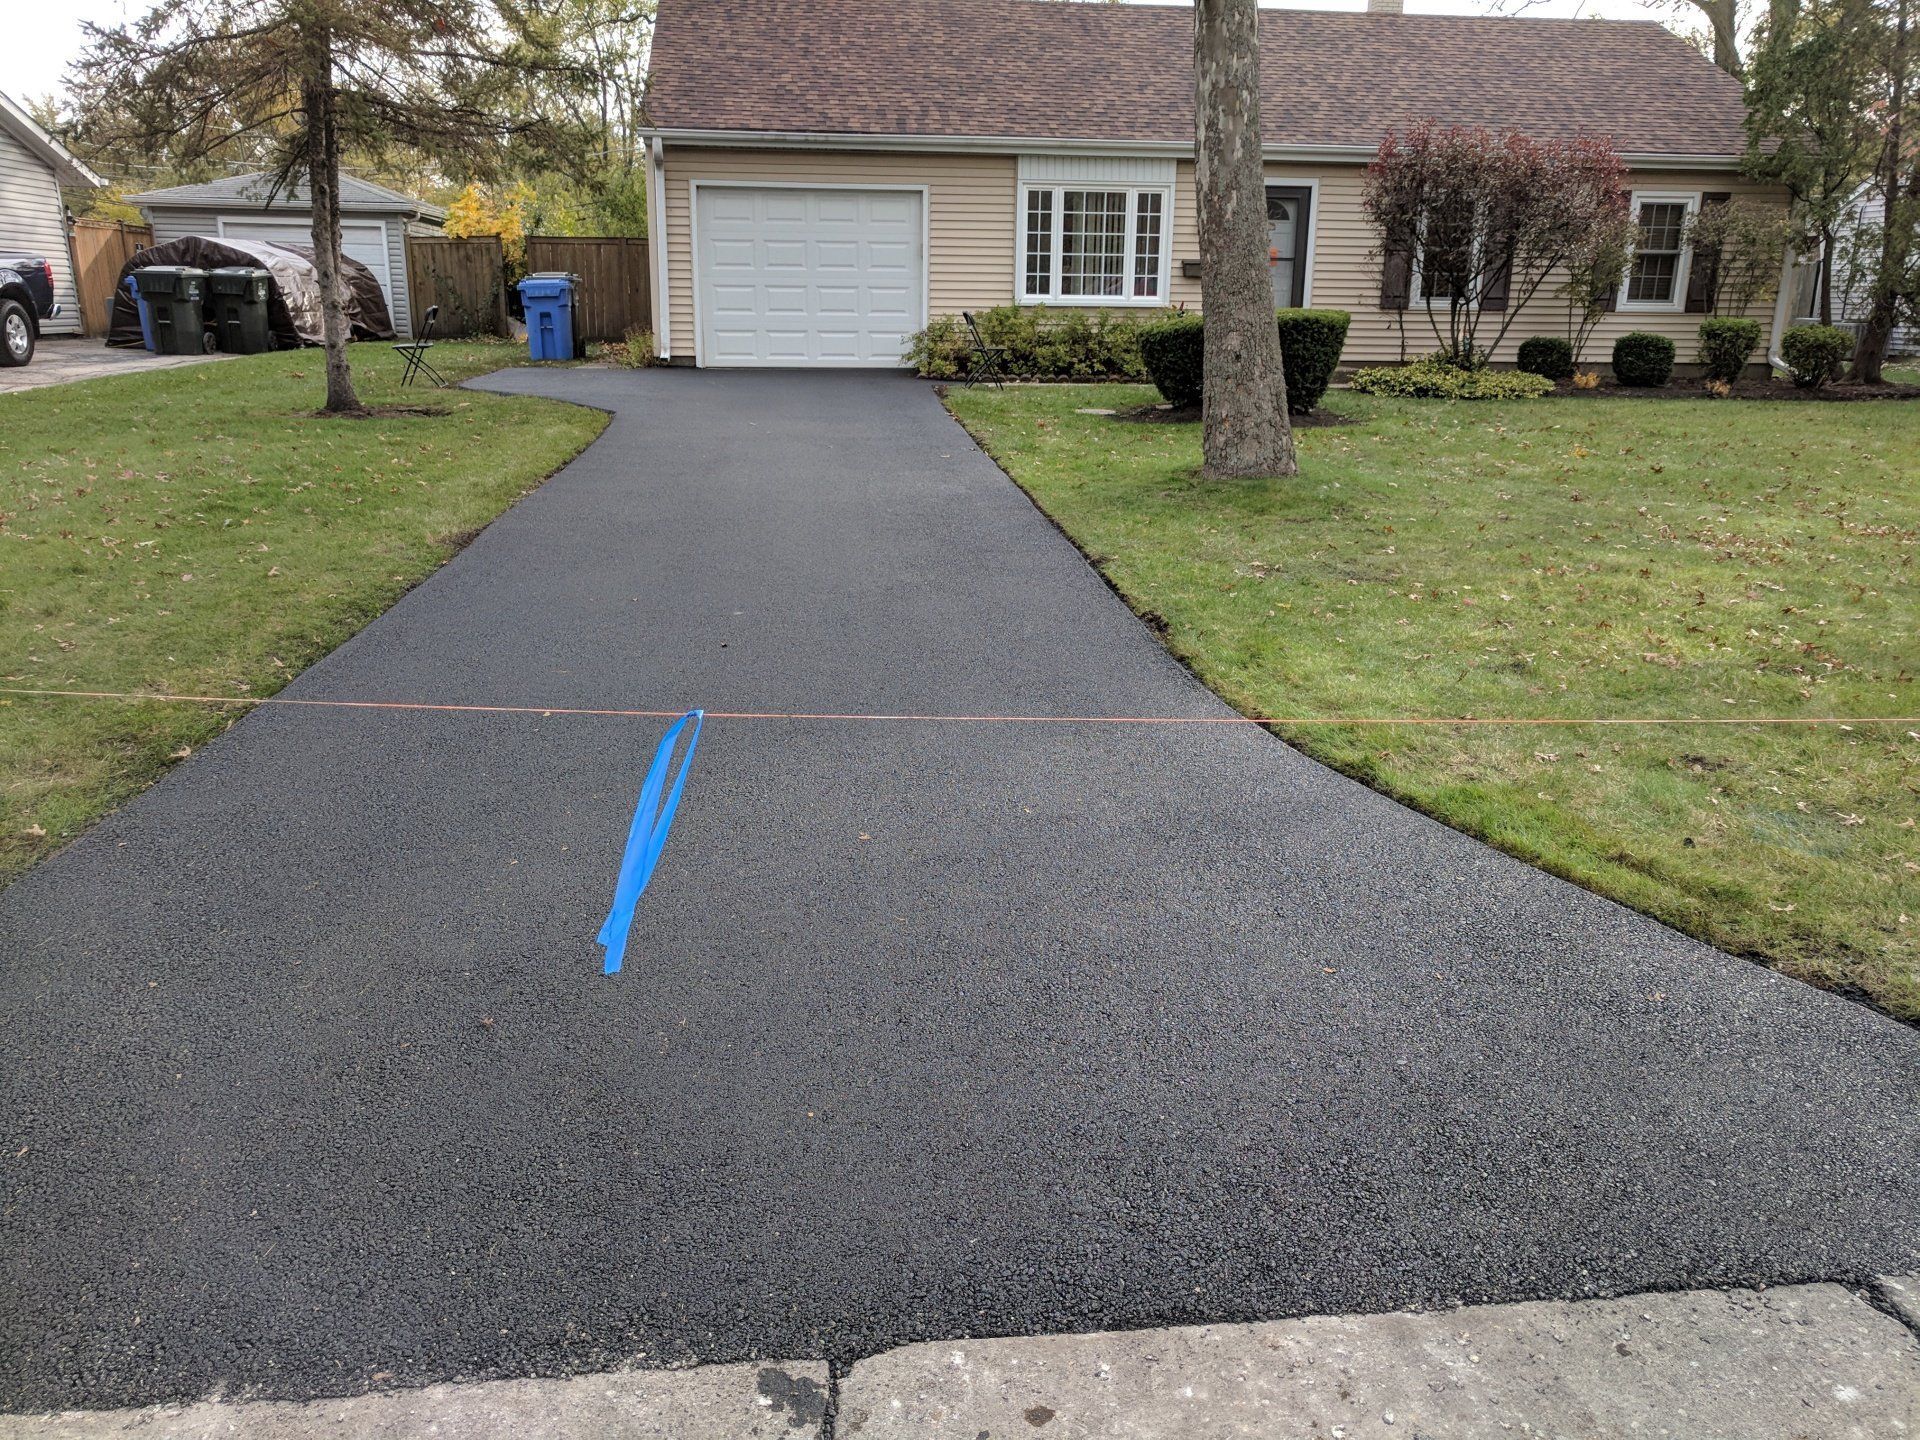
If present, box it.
[597,710,704,974]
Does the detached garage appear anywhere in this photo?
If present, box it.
[126,173,445,338]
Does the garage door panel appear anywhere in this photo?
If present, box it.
[695,186,924,369]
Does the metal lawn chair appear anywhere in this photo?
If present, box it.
[395,304,446,387]
[962,311,1010,389]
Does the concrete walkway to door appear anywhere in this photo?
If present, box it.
[1,369,1915,1414]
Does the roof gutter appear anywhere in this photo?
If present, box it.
[639,126,1747,169]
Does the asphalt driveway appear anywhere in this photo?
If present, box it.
[2,369,1916,1412]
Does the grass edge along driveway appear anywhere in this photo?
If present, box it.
[1,341,607,881]
[945,383,1919,1021]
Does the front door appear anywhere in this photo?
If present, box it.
[1266,186,1311,309]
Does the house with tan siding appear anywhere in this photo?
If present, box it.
[640,0,1794,374]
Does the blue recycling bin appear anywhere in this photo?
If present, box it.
[125,275,157,352]
[519,272,584,361]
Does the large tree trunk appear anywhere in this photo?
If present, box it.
[1689,0,1743,76]
[1194,0,1295,479]
[304,32,360,415]
[1850,0,1910,384]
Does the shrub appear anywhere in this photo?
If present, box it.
[1348,360,1554,400]
[1274,308,1352,412]
[1139,314,1204,406]
[611,327,656,368]
[1516,336,1575,381]
[1780,323,1853,389]
[907,305,1164,382]
[1140,308,1354,413]
[1697,317,1762,383]
[1611,331,1675,387]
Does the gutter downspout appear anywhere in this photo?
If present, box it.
[647,136,671,360]
[1768,241,1798,375]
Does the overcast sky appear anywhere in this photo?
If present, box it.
[2,0,1691,116]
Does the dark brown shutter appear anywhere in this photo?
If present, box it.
[1599,282,1619,314]
[1686,192,1731,314]
[1380,241,1413,310]
[1480,237,1515,311]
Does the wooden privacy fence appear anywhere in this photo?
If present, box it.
[69,219,155,336]
[404,235,509,338]
[525,236,652,342]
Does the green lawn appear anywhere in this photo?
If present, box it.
[0,340,606,880]
[946,385,1920,1019]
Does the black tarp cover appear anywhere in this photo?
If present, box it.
[106,235,396,348]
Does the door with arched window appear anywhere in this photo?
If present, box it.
[1266,186,1312,309]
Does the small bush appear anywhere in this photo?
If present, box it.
[1139,308,1354,413]
[907,305,1165,382]
[1780,323,1853,389]
[1516,336,1575,382]
[1612,331,1676,387]
[1139,314,1204,406]
[609,327,656,369]
[1697,317,1762,383]
[1274,308,1352,412]
[1348,360,1554,400]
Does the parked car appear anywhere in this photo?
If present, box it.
[0,254,61,366]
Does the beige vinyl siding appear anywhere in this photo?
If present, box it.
[1183,161,1788,367]
[0,124,82,336]
[661,147,1016,360]
[657,145,1788,369]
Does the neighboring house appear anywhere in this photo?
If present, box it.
[639,0,1792,371]
[1830,185,1917,357]
[124,173,447,339]
[0,90,104,338]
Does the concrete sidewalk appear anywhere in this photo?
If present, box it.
[7,1278,1915,1438]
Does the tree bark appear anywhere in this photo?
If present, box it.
[1688,0,1743,76]
[1194,0,1295,479]
[1850,0,1910,384]
[304,29,360,414]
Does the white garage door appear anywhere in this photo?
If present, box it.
[695,186,924,367]
[217,216,393,311]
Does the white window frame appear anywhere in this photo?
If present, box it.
[1618,190,1700,313]
[1017,182,1173,307]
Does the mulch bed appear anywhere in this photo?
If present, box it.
[1551,376,1920,402]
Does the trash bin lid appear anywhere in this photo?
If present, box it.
[136,265,208,278]
[208,266,271,291]
[518,272,579,298]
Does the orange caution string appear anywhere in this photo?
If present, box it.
[1,686,1915,729]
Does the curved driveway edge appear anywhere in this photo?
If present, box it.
[1,368,1916,1412]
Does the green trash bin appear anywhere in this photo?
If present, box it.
[208,267,273,354]
[133,266,213,356]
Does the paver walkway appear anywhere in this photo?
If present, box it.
[2,369,1916,1413]
[0,338,223,393]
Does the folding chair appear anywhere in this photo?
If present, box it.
[394,304,446,387]
[961,311,1010,389]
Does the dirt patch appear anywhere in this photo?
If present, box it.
[309,403,456,419]
[1112,402,1351,427]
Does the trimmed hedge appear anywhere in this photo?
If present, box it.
[1612,331,1676,387]
[1348,360,1554,400]
[907,305,1169,381]
[1138,314,1204,406]
[1780,323,1853,389]
[1698,317,1762,383]
[1138,308,1353,414]
[1516,336,1575,382]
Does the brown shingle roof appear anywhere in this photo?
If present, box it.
[645,0,1749,158]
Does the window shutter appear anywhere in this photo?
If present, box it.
[1380,241,1413,310]
[1686,192,1731,314]
[1598,284,1619,314]
[1480,238,1515,312]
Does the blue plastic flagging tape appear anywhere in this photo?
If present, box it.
[597,710,704,974]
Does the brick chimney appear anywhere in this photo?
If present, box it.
[1368,0,1406,12]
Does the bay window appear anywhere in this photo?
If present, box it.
[1020,184,1170,304]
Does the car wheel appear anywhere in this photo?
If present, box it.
[0,300,34,367]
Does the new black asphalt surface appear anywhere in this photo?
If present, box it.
[3,369,1917,1411]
